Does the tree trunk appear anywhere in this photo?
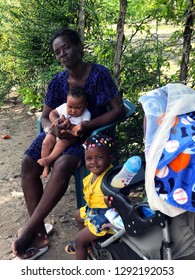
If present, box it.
[114,0,127,89]
[78,0,85,42]
[179,0,195,84]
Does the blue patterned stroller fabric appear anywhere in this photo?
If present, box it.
[139,83,195,216]
[155,114,195,211]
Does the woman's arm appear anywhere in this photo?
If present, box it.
[41,105,68,138]
[41,104,53,130]
[82,95,125,133]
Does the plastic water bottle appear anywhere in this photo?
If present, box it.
[111,156,142,188]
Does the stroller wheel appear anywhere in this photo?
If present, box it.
[87,242,113,260]
[87,247,113,260]
[97,249,113,260]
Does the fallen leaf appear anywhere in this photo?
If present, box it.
[2,135,12,139]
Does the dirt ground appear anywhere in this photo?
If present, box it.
[0,93,78,260]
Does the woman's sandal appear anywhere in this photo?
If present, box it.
[65,240,75,254]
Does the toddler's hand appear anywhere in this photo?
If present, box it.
[104,196,114,208]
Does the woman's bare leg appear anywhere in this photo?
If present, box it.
[12,153,80,258]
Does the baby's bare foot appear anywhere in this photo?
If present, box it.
[37,157,52,167]
[41,167,50,178]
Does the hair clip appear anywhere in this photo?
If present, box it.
[83,133,114,150]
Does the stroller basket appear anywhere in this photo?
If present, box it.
[101,165,166,236]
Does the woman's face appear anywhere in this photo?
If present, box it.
[52,35,83,68]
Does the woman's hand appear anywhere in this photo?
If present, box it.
[50,123,76,139]
[72,123,84,137]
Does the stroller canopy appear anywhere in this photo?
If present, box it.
[139,83,195,216]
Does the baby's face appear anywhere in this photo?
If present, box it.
[66,95,86,117]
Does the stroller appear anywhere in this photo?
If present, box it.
[88,83,195,260]
[88,164,195,260]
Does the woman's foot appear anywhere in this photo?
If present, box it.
[16,223,53,238]
[14,246,49,260]
[12,226,49,259]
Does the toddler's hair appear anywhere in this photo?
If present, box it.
[83,133,114,152]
